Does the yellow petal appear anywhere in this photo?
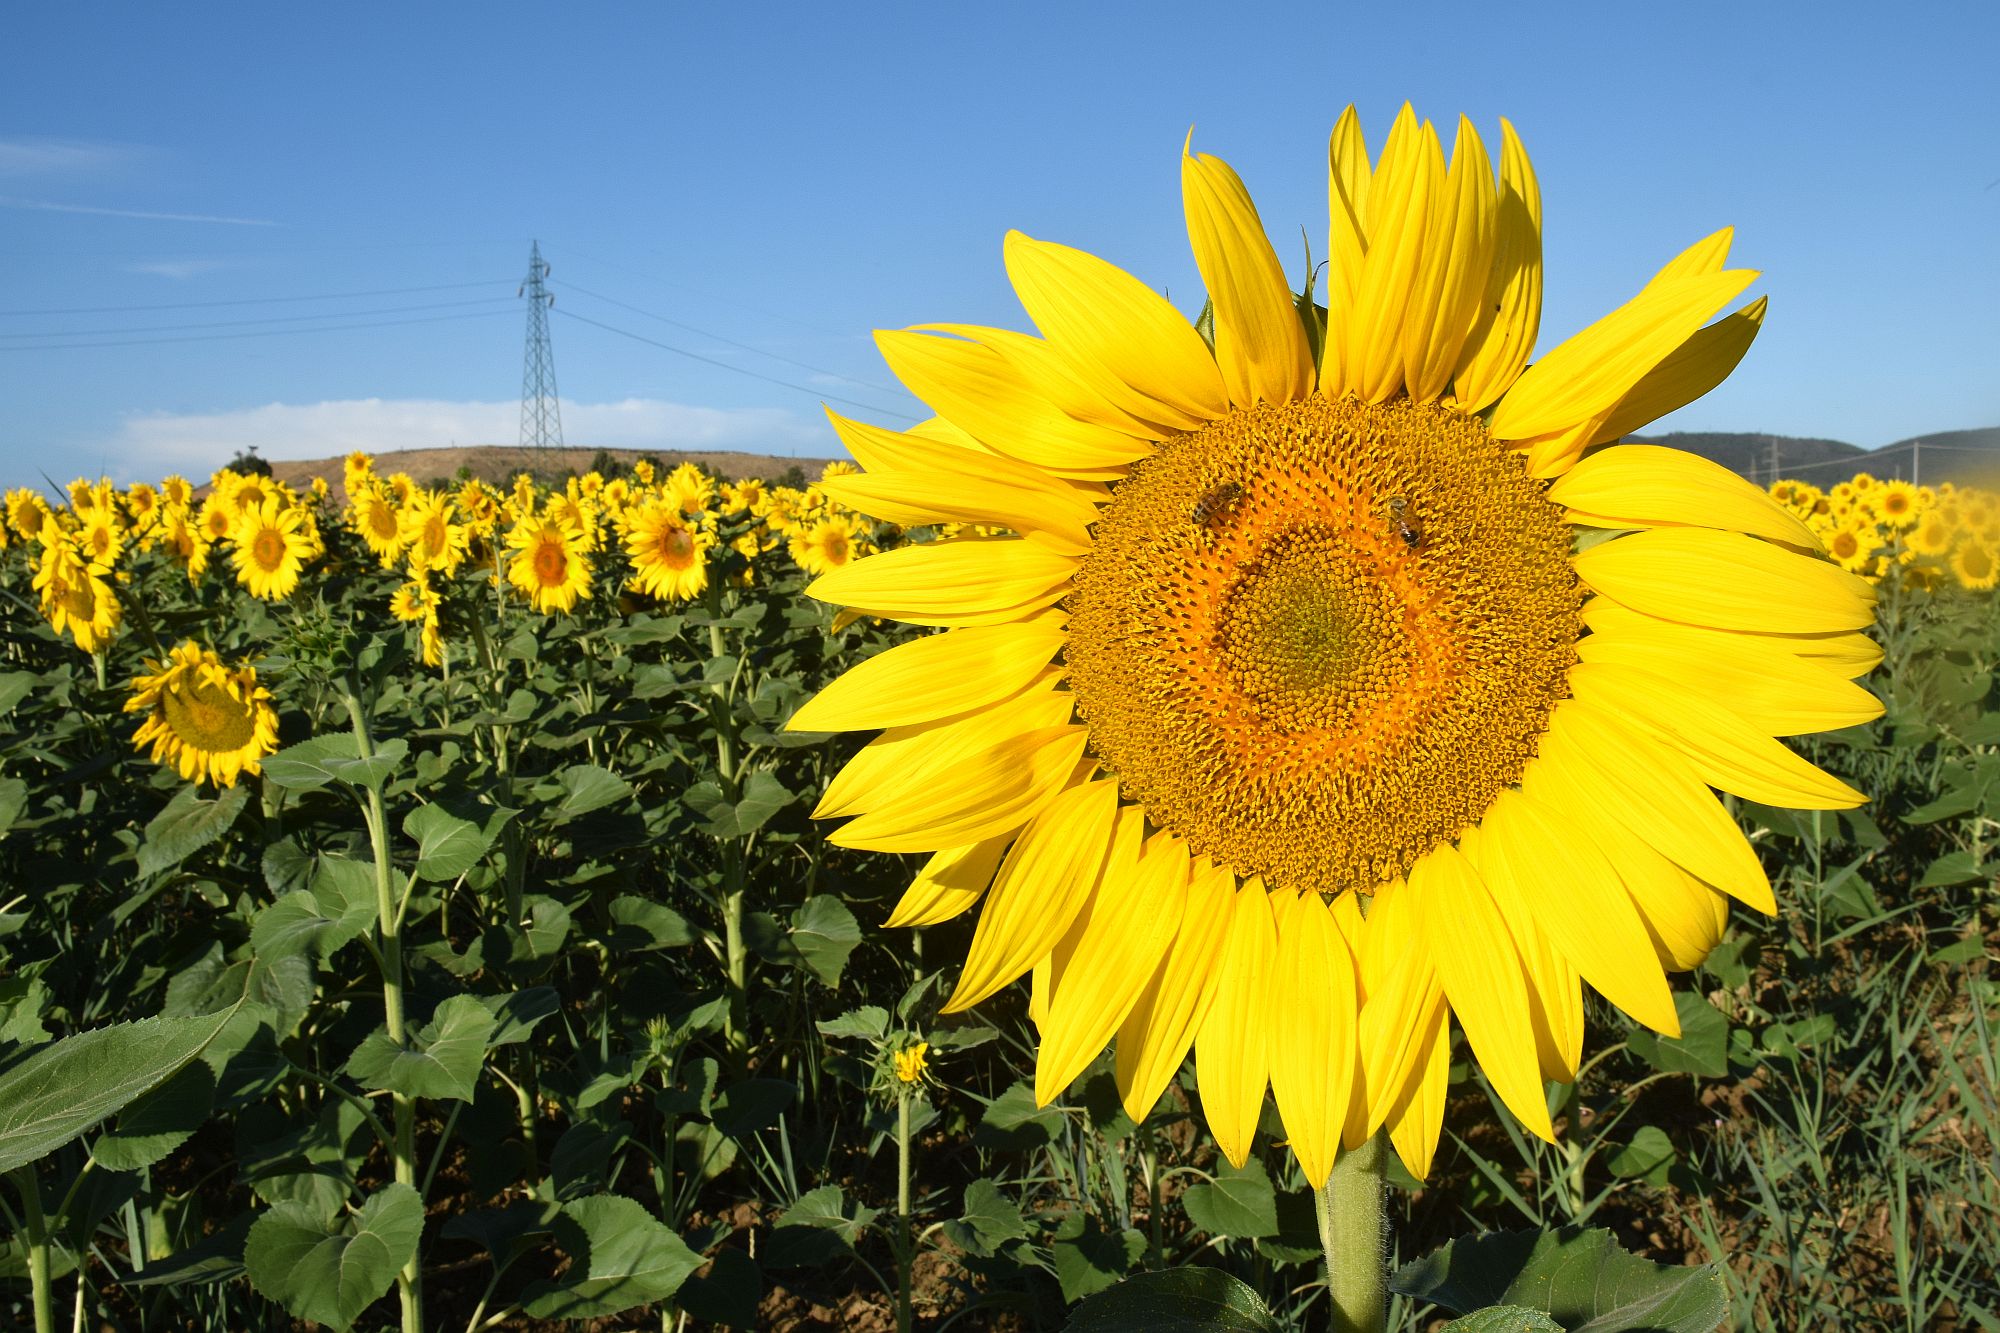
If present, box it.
[820,470,1097,556]
[1003,231,1228,431]
[1402,116,1496,403]
[1037,830,1191,1103]
[1357,879,1447,1130]
[1562,811,1730,972]
[1181,145,1313,407]
[1589,297,1766,446]
[1579,598,1882,736]
[1383,995,1450,1181]
[1115,857,1234,1120]
[1538,700,1775,914]
[885,835,1012,928]
[945,778,1119,1012]
[806,536,1077,628]
[1573,528,1875,634]
[813,673,1073,819]
[1452,119,1542,412]
[1550,442,1819,550]
[1267,890,1358,1188]
[1317,105,1371,394]
[790,621,1067,733]
[1489,268,1758,441]
[1480,789,1680,1036]
[1457,824,1584,1082]
[922,321,1166,440]
[1346,106,1433,403]
[1569,660,1865,810]
[830,726,1088,852]
[1411,843,1554,1141]
[1643,226,1734,289]
[1195,880,1276,1168]
[875,329,1153,477]
[1773,627,1884,678]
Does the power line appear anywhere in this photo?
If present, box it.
[549,278,902,397]
[0,307,516,352]
[552,306,919,423]
[554,246,855,339]
[0,278,510,318]
[0,295,518,340]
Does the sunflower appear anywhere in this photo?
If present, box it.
[196,494,237,545]
[1871,478,1920,530]
[1907,511,1954,559]
[789,515,867,577]
[622,500,714,602]
[160,475,194,509]
[350,485,408,566]
[77,509,126,568]
[1951,542,1999,591]
[790,106,1882,1187]
[506,514,593,613]
[33,528,122,654]
[400,490,469,576]
[125,642,280,787]
[6,488,51,540]
[230,497,314,601]
[1825,520,1884,574]
[663,463,715,516]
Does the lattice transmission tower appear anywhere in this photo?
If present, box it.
[517,240,564,466]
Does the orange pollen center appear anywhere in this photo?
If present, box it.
[532,538,570,585]
[252,527,287,570]
[1063,395,1581,895]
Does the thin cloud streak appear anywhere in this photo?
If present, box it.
[0,136,141,176]
[124,259,234,280]
[0,196,276,226]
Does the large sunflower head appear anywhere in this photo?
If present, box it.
[505,513,593,614]
[32,532,122,654]
[621,500,714,602]
[124,642,281,787]
[230,497,313,601]
[5,488,51,540]
[791,106,1884,1187]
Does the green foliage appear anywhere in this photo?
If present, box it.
[243,1183,423,1331]
[1390,1227,1727,1331]
[1063,1266,1281,1331]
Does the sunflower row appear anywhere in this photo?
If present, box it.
[1769,473,2000,590]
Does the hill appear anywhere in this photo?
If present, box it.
[1635,429,2000,489]
[260,445,836,492]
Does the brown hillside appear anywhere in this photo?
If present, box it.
[261,445,838,492]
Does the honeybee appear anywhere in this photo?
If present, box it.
[1387,496,1423,548]
[1192,481,1245,529]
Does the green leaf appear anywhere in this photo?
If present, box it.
[710,1078,796,1138]
[764,1184,877,1267]
[958,1177,1029,1250]
[1626,993,1728,1080]
[685,769,795,838]
[1062,1266,1281,1331]
[119,1213,253,1288]
[0,670,39,717]
[789,895,861,987]
[243,1183,423,1332]
[479,987,561,1046]
[404,803,494,881]
[1918,848,1986,889]
[544,763,633,824]
[607,894,696,950]
[1182,1156,1280,1240]
[0,1008,238,1173]
[251,856,376,963]
[137,783,250,878]
[1606,1126,1676,1183]
[1442,1308,1565,1332]
[1052,1211,1147,1303]
[815,1006,889,1041]
[520,1194,702,1319]
[92,1061,216,1171]
[345,995,494,1102]
[676,1245,763,1329]
[1390,1226,1729,1333]
[0,776,27,833]
[441,1201,555,1278]
[974,1080,1065,1151]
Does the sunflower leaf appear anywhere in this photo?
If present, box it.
[1061,1266,1280,1332]
[1389,1225,1728,1332]
[138,783,251,878]
[345,995,495,1102]
[243,1183,422,1332]
[403,803,494,881]
[519,1194,702,1319]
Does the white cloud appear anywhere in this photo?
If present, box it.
[0,137,140,177]
[0,196,275,226]
[106,396,827,478]
[125,258,234,280]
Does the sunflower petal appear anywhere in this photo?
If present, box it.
[1573,528,1876,634]
[1267,890,1359,1188]
[1181,145,1314,407]
[1489,268,1758,441]
[1318,105,1371,393]
[1412,842,1554,1141]
[830,726,1088,852]
[1458,823,1584,1082]
[1038,830,1191,1103]
[1196,881,1277,1168]
[789,621,1067,733]
[819,471,1097,556]
[1452,119,1543,412]
[1590,298,1766,446]
[885,835,1012,928]
[1643,226,1734,288]
[1346,106,1434,403]
[1115,858,1234,1120]
[1551,442,1819,550]
[945,778,1119,1012]
[807,536,1077,628]
[1402,116,1497,403]
[1003,231,1229,431]
[1383,995,1450,1181]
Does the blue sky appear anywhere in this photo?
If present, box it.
[2,1,1995,489]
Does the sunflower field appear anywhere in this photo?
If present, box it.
[0,447,1993,1333]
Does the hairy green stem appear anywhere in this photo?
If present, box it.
[1314,1135,1387,1333]
[343,682,424,1333]
[896,1088,913,1333]
[12,1167,53,1333]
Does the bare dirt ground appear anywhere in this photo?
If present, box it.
[262,444,837,490]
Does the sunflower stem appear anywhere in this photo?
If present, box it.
[341,680,424,1333]
[895,1086,913,1333]
[1314,1135,1387,1333]
[12,1166,53,1333]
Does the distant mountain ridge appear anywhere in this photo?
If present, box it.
[1634,428,2000,488]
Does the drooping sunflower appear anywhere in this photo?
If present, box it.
[230,497,314,601]
[125,641,280,787]
[622,500,715,602]
[33,525,121,654]
[505,513,593,613]
[791,106,1883,1186]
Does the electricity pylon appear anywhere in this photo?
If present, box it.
[518,240,564,468]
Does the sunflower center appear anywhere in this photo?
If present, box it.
[162,678,258,753]
[532,538,569,586]
[1063,395,1582,896]
[252,527,286,570]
